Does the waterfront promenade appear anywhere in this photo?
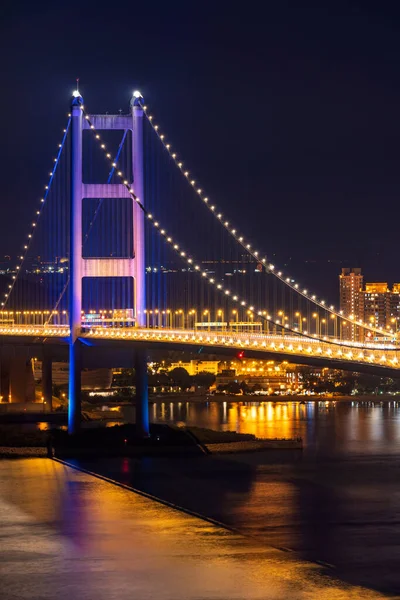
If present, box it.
[0,458,386,599]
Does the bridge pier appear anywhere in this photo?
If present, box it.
[135,348,149,438]
[0,352,35,404]
[68,341,82,433]
[0,359,10,403]
[10,358,35,403]
[42,351,53,412]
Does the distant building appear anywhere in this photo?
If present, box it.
[216,361,299,393]
[216,369,237,387]
[391,284,400,332]
[33,361,112,389]
[339,268,364,340]
[169,360,219,376]
[362,283,391,335]
[339,270,400,340]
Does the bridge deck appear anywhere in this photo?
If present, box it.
[0,325,398,373]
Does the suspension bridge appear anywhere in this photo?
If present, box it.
[1,88,399,434]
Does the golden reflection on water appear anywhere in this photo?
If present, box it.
[153,399,400,451]
[152,401,314,437]
[0,459,385,599]
[227,402,295,440]
[152,400,314,441]
[37,422,51,431]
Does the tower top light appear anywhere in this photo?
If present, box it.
[131,90,144,107]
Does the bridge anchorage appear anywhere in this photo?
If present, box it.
[1,88,399,434]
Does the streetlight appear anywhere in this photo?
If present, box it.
[247,310,254,333]
[330,313,337,338]
[295,311,302,333]
[278,310,287,336]
[262,310,270,334]
[321,318,326,337]
[217,309,224,329]
[175,309,184,328]
[188,309,197,329]
[312,313,319,336]
[231,309,238,332]
[203,309,210,331]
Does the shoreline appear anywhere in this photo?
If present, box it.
[146,393,398,403]
[0,423,302,458]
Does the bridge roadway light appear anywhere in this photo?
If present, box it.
[321,318,326,336]
[278,310,288,335]
[330,313,337,338]
[312,312,320,336]
[295,311,304,333]
[174,309,184,328]
[202,309,211,331]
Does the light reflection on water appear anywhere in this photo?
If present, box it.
[19,399,400,458]
[152,400,400,456]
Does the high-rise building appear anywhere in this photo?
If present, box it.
[362,283,391,335]
[339,268,364,340]
[390,283,400,334]
[339,270,400,341]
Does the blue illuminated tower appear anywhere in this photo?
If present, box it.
[68,90,147,434]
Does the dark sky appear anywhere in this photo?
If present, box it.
[1,0,400,300]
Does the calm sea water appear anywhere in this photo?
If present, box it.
[151,399,400,457]
[73,400,400,594]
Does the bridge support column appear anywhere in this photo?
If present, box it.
[0,360,10,403]
[10,357,35,403]
[131,93,145,327]
[42,352,53,412]
[135,348,149,438]
[68,341,82,433]
[68,90,84,434]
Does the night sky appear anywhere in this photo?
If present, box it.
[1,0,400,301]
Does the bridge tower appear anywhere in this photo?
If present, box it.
[68,90,147,434]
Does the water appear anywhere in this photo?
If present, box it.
[76,399,400,595]
[0,458,383,600]
[151,398,400,457]
[14,399,400,593]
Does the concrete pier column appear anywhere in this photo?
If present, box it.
[42,352,53,412]
[68,341,82,432]
[68,90,84,434]
[135,348,149,437]
[131,92,146,327]
[0,360,10,403]
[9,357,34,403]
